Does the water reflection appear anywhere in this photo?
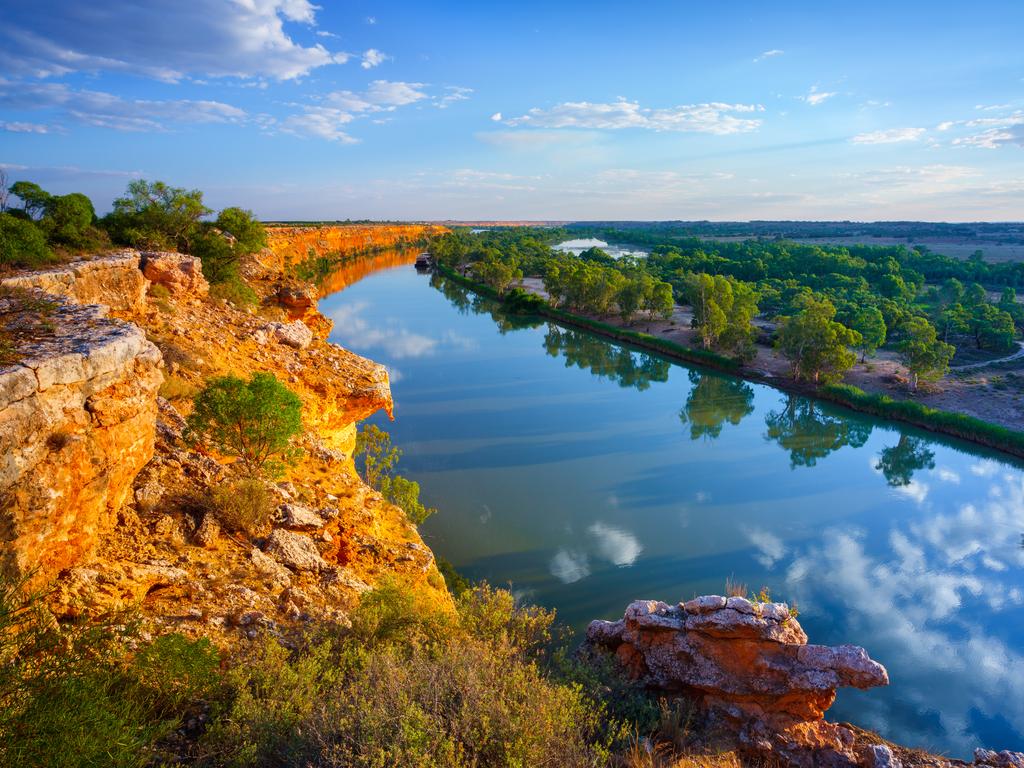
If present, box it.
[764,396,873,467]
[543,326,670,390]
[314,252,1024,757]
[679,371,755,440]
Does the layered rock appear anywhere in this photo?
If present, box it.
[0,298,162,581]
[1,251,148,313]
[587,596,890,766]
[140,251,209,297]
[260,224,448,273]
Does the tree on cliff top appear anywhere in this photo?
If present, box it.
[104,179,210,251]
[186,372,302,478]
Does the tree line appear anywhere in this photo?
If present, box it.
[0,174,266,304]
[433,226,1022,394]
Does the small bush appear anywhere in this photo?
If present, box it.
[210,478,273,534]
[149,283,171,300]
[209,275,258,308]
[186,372,303,478]
[0,575,220,768]
[0,212,53,268]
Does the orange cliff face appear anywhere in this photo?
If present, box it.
[262,224,449,272]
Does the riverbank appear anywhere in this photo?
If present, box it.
[438,264,1024,461]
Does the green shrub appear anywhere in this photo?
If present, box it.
[355,424,437,525]
[186,372,303,478]
[208,275,259,307]
[0,575,220,768]
[0,213,53,268]
[199,583,623,767]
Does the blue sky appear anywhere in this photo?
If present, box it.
[1,1,1022,220]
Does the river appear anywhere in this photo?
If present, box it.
[318,250,1024,759]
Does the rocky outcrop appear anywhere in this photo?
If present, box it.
[0,298,162,582]
[1,251,148,313]
[140,251,209,297]
[587,596,890,767]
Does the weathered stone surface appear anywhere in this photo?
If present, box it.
[277,503,325,531]
[265,320,314,349]
[263,529,328,572]
[0,299,162,582]
[975,750,1024,768]
[140,251,209,297]
[586,596,890,766]
[193,513,220,547]
[1,251,148,313]
[249,547,292,588]
[276,284,315,311]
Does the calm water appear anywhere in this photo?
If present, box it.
[554,237,648,259]
[320,252,1024,759]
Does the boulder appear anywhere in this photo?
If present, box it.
[277,503,326,531]
[276,285,316,311]
[264,320,313,350]
[586,596,890,766]
[141,251,209,297]
[263,529,328,573]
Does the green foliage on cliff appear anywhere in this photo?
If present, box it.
[0,572,660,767]
[186,372,303,478]
[0,577,220,768]
[355,424,437,525]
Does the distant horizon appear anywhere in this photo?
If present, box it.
[2,2,1022,220]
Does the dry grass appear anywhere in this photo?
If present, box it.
[209,478,273,535]
[724,577,747,598]
[159,373,199,402]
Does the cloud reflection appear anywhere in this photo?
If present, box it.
[783,474,1024,755]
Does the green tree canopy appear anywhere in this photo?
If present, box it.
[355,424,436,525]
[186,372,303,478]
[8,181,52,220]
[774,295,861,384]
[106,179,210,250]
[215,207,266,255]
[851,306,887,362]
[898,317,955,391]
[969,303,1016,351]
[0,213,53,267]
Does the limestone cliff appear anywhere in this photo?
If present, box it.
[0,291,161,583]
[0,229,450,636]
[261,223,448,274]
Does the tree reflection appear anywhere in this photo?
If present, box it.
[764,395,872,467]
[875,435,935,487]
[543,326,670,391]
[431,273,472,314]
[678,371,755,440]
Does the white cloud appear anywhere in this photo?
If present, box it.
[490,112,502,122]
[744,527,787,568]
[550,549,590,583]
[0,120,52,133]
[361,48,388,69]
[936,467,961,484]
[279,80,432,142]
[0,1,342,82]
[802,86,836,106]
[501,98,763,135]
[753,49,784,63]
[851,127,926,145]
[435,86,473,109]
[587,522,642,566]
[0,81,245,131]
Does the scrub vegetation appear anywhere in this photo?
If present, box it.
[0,574,684,768]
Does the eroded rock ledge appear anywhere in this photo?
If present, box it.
[0,296,162,581]
[589,597,1024,767]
